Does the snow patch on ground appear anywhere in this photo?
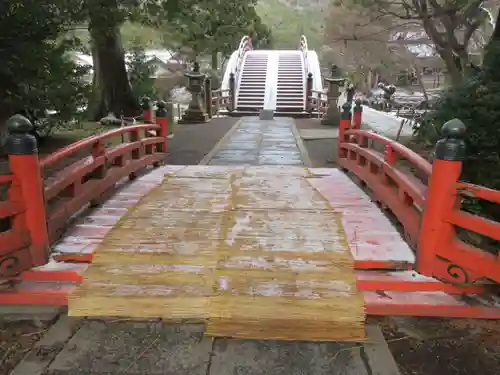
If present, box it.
[339,93,415,139]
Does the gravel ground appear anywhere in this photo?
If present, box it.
[378,316,500,375]
[293,118,338,167]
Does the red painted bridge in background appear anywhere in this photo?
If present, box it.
[1,102,500,319]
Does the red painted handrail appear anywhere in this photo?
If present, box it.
[0,174,13,184]
[456,182,500,204]
[338,127,431,248]
[40,124,160,169]
[336,106,500,286]
[345,129,432,178]
[0,119,168,278]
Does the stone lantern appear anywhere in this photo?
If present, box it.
[346,83,355,104]
[378,82,396,111]
[178,62,209,124]
[321,64,346,126]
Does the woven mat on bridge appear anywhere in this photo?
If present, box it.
[69,165,366,341]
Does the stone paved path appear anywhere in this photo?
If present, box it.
[11,117,400,375]
[40,321,398,375]
[209,117,304,166]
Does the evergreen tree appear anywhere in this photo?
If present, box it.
[414,10,500,222]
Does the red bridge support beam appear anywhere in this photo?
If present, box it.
[141,97,153,123]
[338,102,352,156]
[156,101,169,153]
[4,115,50,267]
[417,119,466,277]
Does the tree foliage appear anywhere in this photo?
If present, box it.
[256,0,325,49]
[1,0,273,126]
[162,0,271,60]
[127,44,157,100]
[0,0,89,126]
[323,0,411,87]
[349,0,493,86]
[415,10,500,198]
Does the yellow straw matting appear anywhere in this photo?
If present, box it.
[69,166,366,341]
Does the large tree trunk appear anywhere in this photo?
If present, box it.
[0,106,10,155]
[433,45,465,86]
[87,0,139,121]
[211,52,218,71]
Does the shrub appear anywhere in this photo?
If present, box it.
[414,44,500,191]
[413,42,500,236]
[0,0,89,150]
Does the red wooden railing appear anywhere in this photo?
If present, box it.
[338,102,431,248]
[2,99,500,288]
[0,112,168,277]
[337,102,500,286]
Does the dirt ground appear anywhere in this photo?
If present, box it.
[0,319,52,374]
[378,317,500,375]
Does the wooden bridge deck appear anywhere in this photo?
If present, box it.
[68,165,366,341]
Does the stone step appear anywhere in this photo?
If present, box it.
[277,98,304,103]
[238,97,265,102]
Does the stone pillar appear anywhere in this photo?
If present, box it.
[178,62,209,124]
[229,72,236,112]
[204,77,213,119]
[321,65,346,126]
[306,73,313,112]
[141,97,153,123]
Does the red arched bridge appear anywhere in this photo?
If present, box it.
[1,42,500,342]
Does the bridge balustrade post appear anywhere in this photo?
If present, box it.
[352,99,362,130]
[141,97,153,123]
[338,103,352,158]
[229,72,236,112]
[417,118,466,277]
[4,115,49,267]
[306,73,313,112]
[155,101,168,154]
[204,77,213,119]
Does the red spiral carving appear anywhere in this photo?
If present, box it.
[0,256,21,277]
[446,264,469,284]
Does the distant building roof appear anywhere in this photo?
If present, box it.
[143,50,174,64]
[390,31,436,58]
[72,53,93,66]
